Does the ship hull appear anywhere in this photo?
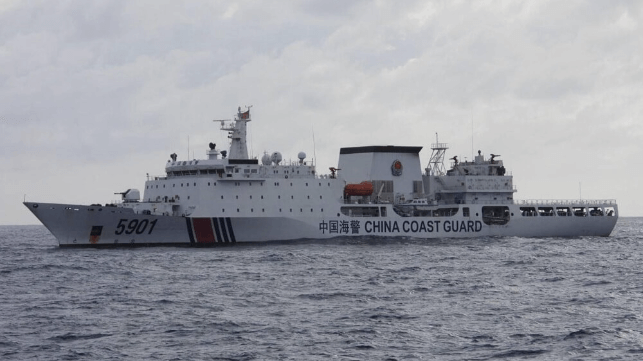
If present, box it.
[24,202,618,247]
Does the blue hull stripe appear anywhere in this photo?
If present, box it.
[225,217,236,243]
[218,218,229,243]
[186,218,196,243]
[211,217,222,243]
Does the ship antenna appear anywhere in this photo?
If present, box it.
[312,125,317,167]
[249,110,254,158]
[471,107,474,161]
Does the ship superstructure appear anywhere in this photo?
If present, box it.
[25,107,618,247]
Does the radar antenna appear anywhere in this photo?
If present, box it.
[426,133,448,175]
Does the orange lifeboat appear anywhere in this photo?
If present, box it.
[344,181,374,197]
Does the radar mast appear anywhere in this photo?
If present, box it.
[427,133,448,176]
[217,106,252,159]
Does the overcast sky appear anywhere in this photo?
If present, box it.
[2,0,641,225]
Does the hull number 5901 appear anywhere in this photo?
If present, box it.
[115,219,158,235]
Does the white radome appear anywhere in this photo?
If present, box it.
[270,151,282,165]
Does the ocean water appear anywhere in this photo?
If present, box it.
[1,219,642,360]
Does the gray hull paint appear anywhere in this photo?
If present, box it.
[24,202,617,247]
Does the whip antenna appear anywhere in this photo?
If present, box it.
[312,125,317,167]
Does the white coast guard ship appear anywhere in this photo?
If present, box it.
[24,107,618,247]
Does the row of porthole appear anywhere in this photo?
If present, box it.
[224,195,323,200]
[57,206,125,214]
[169,161,199,166]
[147,181,333,190]
[149,193,326,202]
[221,208,325,213]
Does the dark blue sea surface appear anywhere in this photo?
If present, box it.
[1,219,642,360]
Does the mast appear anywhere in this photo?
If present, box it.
[219,106,252,159]
[427,133,448,176]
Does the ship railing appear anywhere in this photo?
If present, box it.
[433,199,617,206]
[515,199,617,206]
[457,199,515,205]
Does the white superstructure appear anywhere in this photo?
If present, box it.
[25,107,618,247]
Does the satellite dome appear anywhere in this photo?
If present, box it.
[270,151,282,165]
[298,152,306,160]
[261,153,272,165]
